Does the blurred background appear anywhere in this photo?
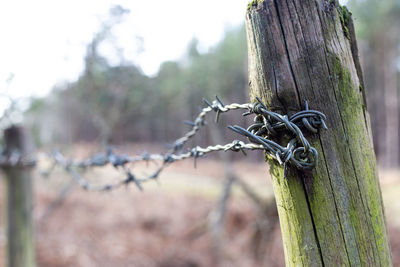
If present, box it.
[0,0,399,266]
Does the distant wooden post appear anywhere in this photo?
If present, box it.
[3,126,36,267]
[246,0,392,266]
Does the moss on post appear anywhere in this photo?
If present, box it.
[246,0,392,266]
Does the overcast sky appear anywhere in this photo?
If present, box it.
[0,0,348,100]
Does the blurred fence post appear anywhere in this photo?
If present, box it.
[246,0,392,266]
[3,126,36,267]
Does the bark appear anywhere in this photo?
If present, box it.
[246,0,392,266]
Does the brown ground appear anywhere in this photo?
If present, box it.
[0,145,399,267]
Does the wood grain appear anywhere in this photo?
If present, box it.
[246,0,392,266]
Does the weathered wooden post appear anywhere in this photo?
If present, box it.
[3,126,36,267]
[245,0,392,266]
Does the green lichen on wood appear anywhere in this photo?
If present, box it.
[338,5,352,39]
[333,55,360,113]
[268,160,323,266]
[264,129,351,265]
[247,0,263,11]
[332,56,392,265]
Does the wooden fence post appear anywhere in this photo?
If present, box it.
[3,126,36,267]
[245,0,392,266]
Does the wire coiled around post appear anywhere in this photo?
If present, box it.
[229,97,327,175]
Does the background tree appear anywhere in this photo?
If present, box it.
[25,24,249,147]
[348,0,400,168]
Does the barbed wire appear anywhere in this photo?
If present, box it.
[42,140,264,191]
[40,97,258,191]
[36,96,326,191]
[171,96,252,153]
[0,149,36,168]
[0,97,326,190]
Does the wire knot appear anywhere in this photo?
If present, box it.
[229,97,327,173]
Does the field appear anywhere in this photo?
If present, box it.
[0,144,399,267]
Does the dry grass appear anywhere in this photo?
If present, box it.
[0,146,399,266]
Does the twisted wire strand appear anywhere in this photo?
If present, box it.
[47,140,264,191]
[42,96,326,191]
[171,97,252,152]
